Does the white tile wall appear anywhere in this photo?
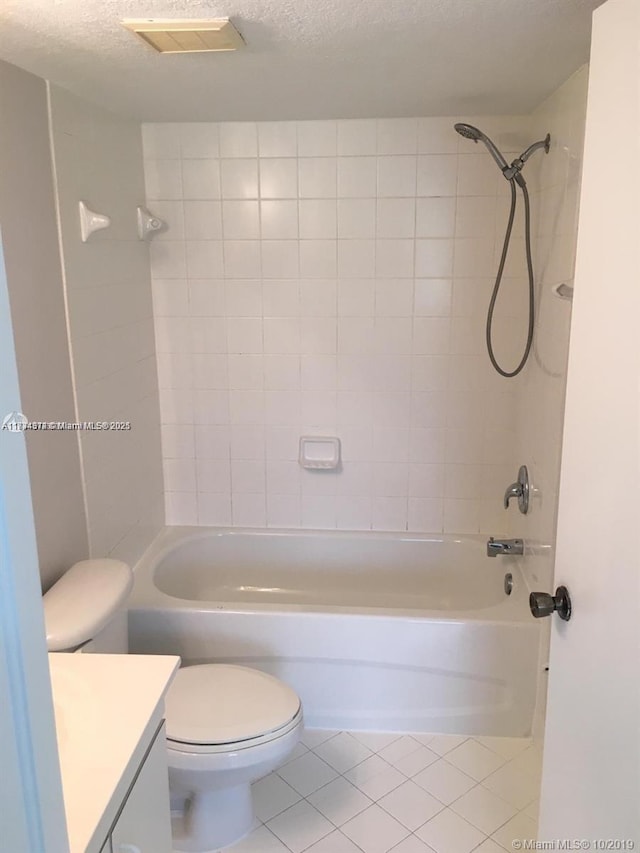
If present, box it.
[143,116,532,531]
[50,86,164,563]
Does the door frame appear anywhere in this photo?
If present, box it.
[0,230,69,852]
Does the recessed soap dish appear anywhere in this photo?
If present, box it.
[299,436,341,470]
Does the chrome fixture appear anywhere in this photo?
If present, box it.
[503,572,513,596]
[502,135,552,182]
[453,123,550,186]
[454,123,551,378]
[529,586,572,621]
[486,537,524,558]
[453,123,510,171]
[504,465,530,514]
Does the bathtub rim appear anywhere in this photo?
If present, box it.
[129,525,532,625]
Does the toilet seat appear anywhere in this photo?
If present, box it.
[167,708,303,754]
[165,664,301,751]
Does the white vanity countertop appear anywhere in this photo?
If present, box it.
[49,652,180,853]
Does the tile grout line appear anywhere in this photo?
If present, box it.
[247,731,540,853]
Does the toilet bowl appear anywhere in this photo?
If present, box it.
[42,560,303,853]
[166,664,302,852]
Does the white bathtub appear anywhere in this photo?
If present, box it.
[128,527,540,736]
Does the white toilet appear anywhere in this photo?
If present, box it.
[44,558,303,853]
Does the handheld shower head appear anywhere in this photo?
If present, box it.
[453,121,552,380]
[454,122,483,141]
[454,122,509,171]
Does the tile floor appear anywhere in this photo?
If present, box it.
[222,730,542,853]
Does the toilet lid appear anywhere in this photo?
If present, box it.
[165,664,301,745]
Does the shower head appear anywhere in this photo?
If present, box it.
[454,122,483,141]
[454,122,509,172]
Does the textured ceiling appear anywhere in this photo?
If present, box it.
[0,0,604,121]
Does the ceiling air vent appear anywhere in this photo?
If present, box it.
[121,18,245,53]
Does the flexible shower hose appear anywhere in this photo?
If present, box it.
[486,178,535,378]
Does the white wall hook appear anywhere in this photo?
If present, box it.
[552,282,574,301]
[137,206,166,241]
[79,201,111,242]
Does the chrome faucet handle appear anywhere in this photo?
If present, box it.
[503,465,530,514]
[503,483,522,509]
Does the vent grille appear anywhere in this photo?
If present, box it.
[122,18,245,53]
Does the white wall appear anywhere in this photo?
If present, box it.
[143,116,534,532]
[49,86,164,565]
[514,67,589,591]
[539,0,640,836]
[506,69,589,738]
[0,59,88,590]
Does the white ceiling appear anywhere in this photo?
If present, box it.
[0,0,604,121]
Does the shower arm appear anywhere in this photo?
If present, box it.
[502,133,552,182]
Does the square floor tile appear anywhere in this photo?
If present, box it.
[352,732,404,752]
[388,836,437,853]
[308,776,373,826]
[252,773,302,822]
[481,762,541,810]
[305,828,365,853]
[314,731,374,772]
[393,746,440,778]
[379,736,423,766]
[491,811,537,850]
[346,755,407,800]
[277,751,338,796]
[416,808,485,853]
[226,824,290,852]
[342,803,410,853]
[378,780,444,830]
[473,840,505,853]
[450,785,517,835]
[445,740,506,782]
[523,799,539,822]
[475,736,531,761]
[426,735,468,756]
[413,759,477,805]
[282,742,310,764]
[411,734,435,748]
[301,729,339,749]
[508,746,543,781]
[267,801,334,853]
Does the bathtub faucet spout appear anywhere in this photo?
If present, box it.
[486,537,524,558]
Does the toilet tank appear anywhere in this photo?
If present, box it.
[43,559,133,653]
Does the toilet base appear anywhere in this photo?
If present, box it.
[171,783,254,852]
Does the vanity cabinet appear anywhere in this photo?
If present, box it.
[104,724,172,853]
[49,653,179,853]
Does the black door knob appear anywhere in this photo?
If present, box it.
[529,585,572,621]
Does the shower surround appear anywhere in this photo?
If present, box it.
[143,115,534,533]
